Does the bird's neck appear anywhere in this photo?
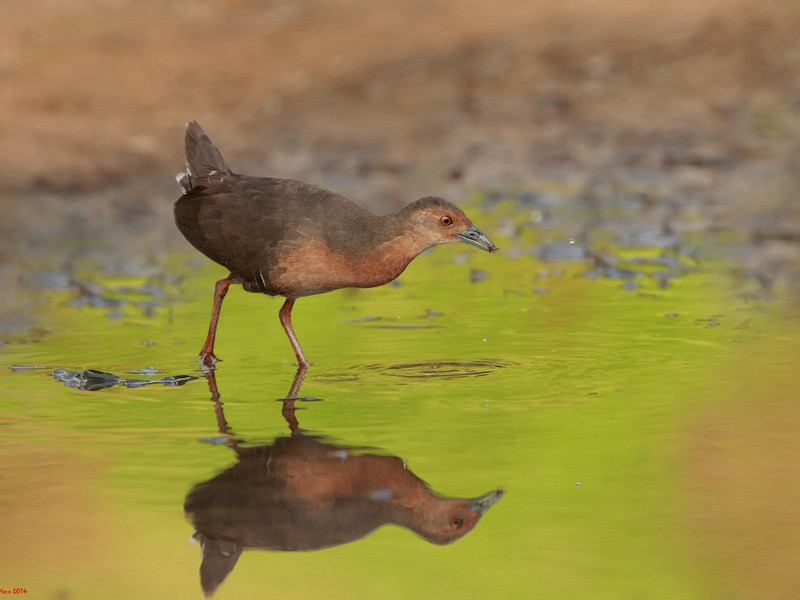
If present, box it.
[362,214,433,284]
[377,211,438,259]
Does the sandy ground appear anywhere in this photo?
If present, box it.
[3,0,800,313]
[2,1,800,595]
[3,1,799,238]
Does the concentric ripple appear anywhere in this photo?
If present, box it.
[357,358,515,380]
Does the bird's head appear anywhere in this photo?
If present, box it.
[409,488,504,545]
[400,196,498,253]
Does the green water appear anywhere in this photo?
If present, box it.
[2,224,797,599]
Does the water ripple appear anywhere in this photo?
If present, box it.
[355,358,515,380]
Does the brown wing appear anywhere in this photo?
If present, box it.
[174,175,379,294]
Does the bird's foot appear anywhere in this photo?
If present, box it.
[198,352,220,370]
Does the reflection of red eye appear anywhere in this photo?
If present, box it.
[440,216,453,226]
[452,518,463,528]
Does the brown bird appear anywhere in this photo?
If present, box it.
[186,436,503,595]
[185,368,503,596]
[175,121,498,367]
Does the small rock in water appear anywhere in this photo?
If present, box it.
[53,369,123,391]
[470,268,490,283]
[48,366,196,391]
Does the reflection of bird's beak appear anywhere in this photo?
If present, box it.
[468,489,504,515]
[457,226,499,253]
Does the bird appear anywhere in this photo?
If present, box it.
[185,367,503,596]
[174,121,498,367]
[186,435,503,595]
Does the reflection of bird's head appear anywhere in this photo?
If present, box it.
[408,489,504,545]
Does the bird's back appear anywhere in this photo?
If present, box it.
[175,176,381,292]
[174,122,387,296]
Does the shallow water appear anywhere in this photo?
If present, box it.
[2,218,798,599]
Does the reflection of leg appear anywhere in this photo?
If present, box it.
[281,365,308,434]
[199,278,231,367]
[281,399,299,434]
[287,365,308,398]
[203,369,232,437]
[278,298,310,367]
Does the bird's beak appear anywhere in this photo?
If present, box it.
[457,226,499,252]
[468,489,504,515]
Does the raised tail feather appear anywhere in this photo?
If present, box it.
[176,121,234,192]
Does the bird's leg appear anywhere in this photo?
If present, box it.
[199,277,230,367]
[202,368,234,437]
[281,366,309,434]
[278,298,310,367]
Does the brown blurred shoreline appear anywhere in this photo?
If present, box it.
[2,0,799,304]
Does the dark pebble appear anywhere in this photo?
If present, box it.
[470,268,490,283]
[54,369,123,391]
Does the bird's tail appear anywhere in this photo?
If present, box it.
[176,121,233,192]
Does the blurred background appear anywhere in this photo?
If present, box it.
[3,0,800,321]
[2,1,800,598]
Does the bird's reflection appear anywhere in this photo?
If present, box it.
[185,367,503,596]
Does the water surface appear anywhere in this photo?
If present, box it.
[2,222,797,599]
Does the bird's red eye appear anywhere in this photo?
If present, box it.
[440,215,453,226]
[452,518,463,528]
